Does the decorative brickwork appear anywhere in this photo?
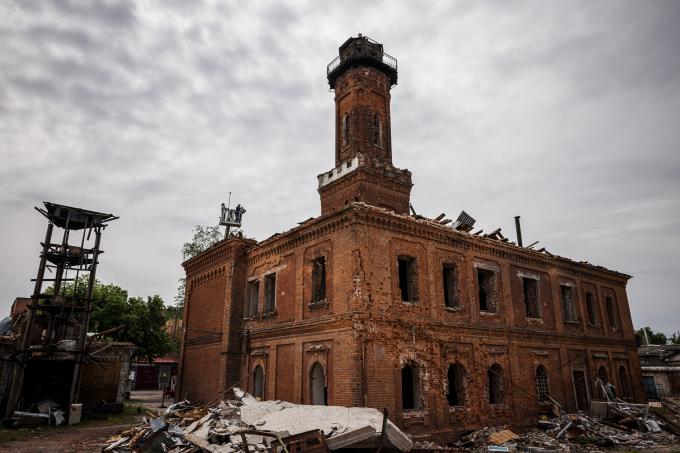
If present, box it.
[178,36,644,441]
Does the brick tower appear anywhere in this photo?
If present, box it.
[318,35,413,215]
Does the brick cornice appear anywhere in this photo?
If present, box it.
[233,203,628,287]
[183,237,256,276]
[351,205,631,287]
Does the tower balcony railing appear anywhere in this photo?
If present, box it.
[327,50,398,79]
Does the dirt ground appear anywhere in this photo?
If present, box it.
[0,390,170,453]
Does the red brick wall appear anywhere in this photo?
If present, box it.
[180,204,643,441]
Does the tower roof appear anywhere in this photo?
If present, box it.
[327,34,397,88]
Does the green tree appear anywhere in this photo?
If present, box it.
[635,326,669,346]
[45,278,172,360]
[175,224,223,310]
[181,224,223,261]
[124,295,172,361]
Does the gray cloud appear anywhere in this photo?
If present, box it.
[0,0,679,335]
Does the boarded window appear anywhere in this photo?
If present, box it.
[536,365,550,401]
[310,362,327,405]
[401,363,421,410]
[246,280,259,317]
[605,296,618,329]
[312,257,326,302]
[398,256,418,302]
[488,364,503,404]
[522,277,540,318]
[447,363,465,406]
[561,285,578,323]
[586,292,598,326]
[253,365,264,400]
[264,273,276,313]
[477,268,496,312]
[443,264,457,308]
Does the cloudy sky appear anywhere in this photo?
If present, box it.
[1,0,678,334]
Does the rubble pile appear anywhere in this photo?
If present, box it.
[102,388,413,452]
[450,411,677,453]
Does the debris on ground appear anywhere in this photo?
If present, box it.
[449,401,678,453]
[102,387,413,452]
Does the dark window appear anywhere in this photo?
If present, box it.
[398,256,417,302]
[253,365,264,400]
[522,277,540,318]
[585,292,598,326]
[536,365,550,401]
[246,280,259,317]
[373,113,381,145]
[605,296,618,329]
[561,285,577,322]
[488,364,503,404]
[619,366,630,398]
[477,268,496,312]
[401,363,421,410]
[312,257,326,302]
[443,264,458,308]
[598,366,608,384]
[343,113,350,146]
[447,363,465,406]
[264,273,276,313]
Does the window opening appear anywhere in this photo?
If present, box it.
[373,113,382,145]
[605,296,618,329]
[447,363,465,406]
[398,256,417,302]
[477,268,496,312]
[401,363,421,410]
[312,257,326,302]
[253,365,264,400]
[264,273,276,313]
[619,366,630,398]
[310,362,327,405]
[586,292,598,326]
[247,280,259,317]
[536,365,550,401]
[443,264,457,308]
[561,285,577,322]
[522,277,540,318]
[488,364,503,404]
[343,113,350,146]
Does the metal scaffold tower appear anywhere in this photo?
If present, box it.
[5,202,118,419]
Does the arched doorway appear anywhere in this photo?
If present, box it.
[310,362,327,405]
[252,365,264,400]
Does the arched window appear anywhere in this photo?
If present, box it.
[252,365,264,400]
[536,365,550,401]
[488,364,503,404]
[343,113,350,146]
[310,362,327,405]
[598,366,608,384]
[373,113,382,146]
[619,366,631,398]
[447,363,465,406]
[401,363,421,410]
[605,296,618,329]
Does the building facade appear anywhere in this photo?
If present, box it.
[178,36,644,440]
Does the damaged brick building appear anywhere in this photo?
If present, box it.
[178,36,644,439]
